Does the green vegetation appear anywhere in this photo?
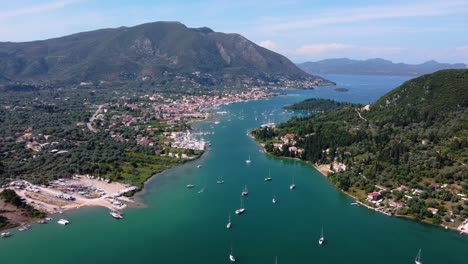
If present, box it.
[0,189,46,218]
[284,98,353,112]
[252,70,468,226]
[0,83,201,189]
[0,21,329,91]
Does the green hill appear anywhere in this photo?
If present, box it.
[0,21,331,89]
[252,69,468,227]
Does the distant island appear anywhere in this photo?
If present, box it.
[334,88,349,92]
[252,69,468,232]
[284,98,351,112]
[298,58,467,76]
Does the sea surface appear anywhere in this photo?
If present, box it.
[1,74,467,263]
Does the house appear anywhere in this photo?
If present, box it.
[430,183,440,190]
[281,133,295,144]
[367,192,381,201]
[427,207,439,215]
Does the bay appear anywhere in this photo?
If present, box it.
[1,74,466,264]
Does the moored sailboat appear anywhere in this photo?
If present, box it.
[235,196,246,215]
[415,249,423,264]
[241,185,248,196]
[318,226,325,245]
[245,155,251,164]
[226,213,232,229]
[290,175,295,190]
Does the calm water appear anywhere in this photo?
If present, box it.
[1,74,467,264]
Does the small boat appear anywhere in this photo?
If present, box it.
[198,185,206,194]
[186,184,195,188]
[37,219,47,224]
[1,232,11,238]
[57,219,70,225]
[229,246,236,262]
[272,194,277,204]
[197,165,202,168]
[245,155,251,164]
[265,169,273,181]
[290,175,296,190]
[318,226,325,245]
[235,196,246,215]
[226,214,232,229]
[241,185,248,196]
[415,249,423,264]
[45,217,52,221]
[217,176,224,184]
[110,211,124,219]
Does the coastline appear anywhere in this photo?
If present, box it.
[250,134,467,235]
[0,92,277,232]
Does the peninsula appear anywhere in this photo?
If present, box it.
[251,70,468,234]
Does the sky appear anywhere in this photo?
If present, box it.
[1,0,468,64]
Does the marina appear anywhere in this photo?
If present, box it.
[0,75,466,264]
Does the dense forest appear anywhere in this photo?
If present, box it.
[252,70,468,227]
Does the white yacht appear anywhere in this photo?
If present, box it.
[226,214,232,229]
[245,155,251,164]
[241,185,248,196]
[57,219,70,225]
[318,226,325,245]
[110,211,123,219]
[265,170,272,181]
[272,195,277,204]
[186,184,195,188]
[415,249,422,264]
[1,232,11,238]
[235,197,246,215]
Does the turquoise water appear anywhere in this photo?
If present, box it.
[1,74,467,263]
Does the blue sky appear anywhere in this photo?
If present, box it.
[1,0,468,63]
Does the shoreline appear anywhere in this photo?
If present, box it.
[0,93,274,232]
[250,135,467,235]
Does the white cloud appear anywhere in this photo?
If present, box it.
[294,43,353,56]
[0,0,83,20]
[258,0,468,32]
[259,40,277,51]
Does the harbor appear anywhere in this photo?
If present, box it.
[0,75,466,263]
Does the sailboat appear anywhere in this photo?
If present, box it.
[415,249,422,264]
[290,175,296,190]
[216,176,225,184]
[265,169,272,181]
[318,226,325,245]
[226,213,232,229]
[272,194,277,204]
[235,196,246,214]
[229,245,236,262]
[241,185,248,196]
[245,155,251,164]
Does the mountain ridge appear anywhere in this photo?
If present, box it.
[0,21,332,90]
[298,58,467,76]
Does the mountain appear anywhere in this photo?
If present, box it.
[298,58,467,76]
[252,69,468,225]
[0,21,331,89]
